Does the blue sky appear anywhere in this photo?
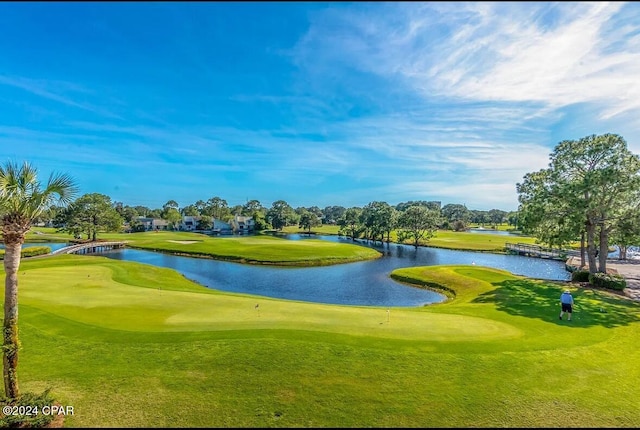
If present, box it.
[2,2,640,212]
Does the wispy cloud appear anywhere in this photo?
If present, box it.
[294,2,640,119]
[0,75,123,119]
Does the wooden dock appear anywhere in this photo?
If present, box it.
[504,242,571,260]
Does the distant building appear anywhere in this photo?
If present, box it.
[137,217,169,231]
[230,215,255,234]
[180,215,199,231]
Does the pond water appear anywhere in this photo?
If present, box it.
[98,234,570,308]
[0,242,68,252]
[467,228,518,236]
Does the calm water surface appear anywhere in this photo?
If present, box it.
[467,228,518,236]
[0,242,68,252]
[99,234,570,307]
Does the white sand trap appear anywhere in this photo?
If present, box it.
[167,240,198,244]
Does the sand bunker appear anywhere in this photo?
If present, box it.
[167,240,198,244]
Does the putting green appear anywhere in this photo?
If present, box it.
[19,261,521,341]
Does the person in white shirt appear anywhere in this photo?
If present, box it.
[559,290,574,321]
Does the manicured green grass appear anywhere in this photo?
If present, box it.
[122,231,381,266]
[25,227,72,242]
[352,229,538,251]
[3,255,640,427]
[280,225,342,235]
[425,229,539,251]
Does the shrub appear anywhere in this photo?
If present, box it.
[571,270,590,282]
[0,389,56,428]
[452,220,467,232]
[588,272,626,291]
[21,246,51,258]
[0,246,51,260]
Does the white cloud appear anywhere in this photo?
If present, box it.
[295,2,640,120]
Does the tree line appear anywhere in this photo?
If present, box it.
[38,194,516,246]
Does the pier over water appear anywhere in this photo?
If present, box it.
[50,241,128,255]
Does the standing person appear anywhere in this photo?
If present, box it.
[559,290,574,321]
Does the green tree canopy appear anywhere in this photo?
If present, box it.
[181,204,200,216]
[337,207,362,240]
[204,196,230,221]
[162,207,182,230]
[268,200,297,231]
[58,193,124,241]
[298,209,321,233]
[360,201,395,243]
[517,133,640,274]
[442,204,471,229]
[397,205,442,248]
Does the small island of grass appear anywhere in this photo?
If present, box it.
[123,231,382,266]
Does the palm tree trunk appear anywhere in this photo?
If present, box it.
[3,242,21,399]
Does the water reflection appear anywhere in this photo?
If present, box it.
[467,228,517,236]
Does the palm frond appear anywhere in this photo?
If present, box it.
[46,171,79,206]
[0,160,78,223]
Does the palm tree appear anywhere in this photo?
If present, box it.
[0,161,77,399]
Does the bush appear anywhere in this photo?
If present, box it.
[571,270,590,282]
[588,272,626,291]
[451,220,467,232]
[0,389,56,428]
[21,246,51,258]
[0,246,51,260]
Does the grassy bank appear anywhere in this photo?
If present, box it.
[2,255,639,427]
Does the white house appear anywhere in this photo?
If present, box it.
[230,215,255,234]
[137,217,169,231]
[180,215,200,231]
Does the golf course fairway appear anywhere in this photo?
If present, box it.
[3,254,640,427]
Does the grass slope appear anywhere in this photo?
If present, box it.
[2,255,640,427]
